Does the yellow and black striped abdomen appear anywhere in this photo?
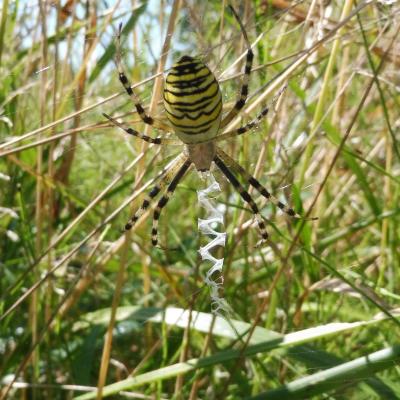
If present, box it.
[164,56,222,144]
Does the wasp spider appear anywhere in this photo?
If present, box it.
[104,6,307,247]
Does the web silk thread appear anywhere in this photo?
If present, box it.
[197,172,230,315]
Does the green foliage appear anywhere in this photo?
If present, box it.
[1,1,400,399]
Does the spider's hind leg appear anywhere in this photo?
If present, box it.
[215,85,287,143]
[216,103,270,143]
[115,24,171,132]
[219,6,254,130]
[103,113,180,145]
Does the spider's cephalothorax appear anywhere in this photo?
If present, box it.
[104,6,311,247]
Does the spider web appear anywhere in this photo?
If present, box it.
[197,171,231,316]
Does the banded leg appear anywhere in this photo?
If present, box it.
[116,24,171,132]
[103,113,180,145]
[214,154,268,245]
[124,154,187,231]
[219,6,254,130]
[215,103,270,143]
[151,159,192,246]
[216,147,316,220]
[215,85,287,143]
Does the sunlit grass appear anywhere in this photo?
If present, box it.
[1,1,400,399]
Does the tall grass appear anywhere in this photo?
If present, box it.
[1,1,400,399]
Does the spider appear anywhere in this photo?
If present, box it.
[103,6,308,248]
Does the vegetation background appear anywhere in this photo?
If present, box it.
[1,0,400,399]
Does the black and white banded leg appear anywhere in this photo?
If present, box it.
[216,85,287,143]
[124,154,188,232]
[219,5,254,130]
[151,159,192,247]
[103,113,180,145]
[216,148,316,220]
[214,154,268,246]
[115,24,171,132]
[214,103,271,143]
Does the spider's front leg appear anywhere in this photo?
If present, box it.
[123,154,192,249]
[213,154,269,246]
[216,147,317,221]
[123,154,188,237]
[151,159,192,247]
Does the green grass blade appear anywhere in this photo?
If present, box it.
[73,307,398,399]
[88,3,147,84]
[248,345,400,400]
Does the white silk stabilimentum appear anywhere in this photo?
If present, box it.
[197,171,230,315]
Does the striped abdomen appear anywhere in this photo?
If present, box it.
[164,56,222,144]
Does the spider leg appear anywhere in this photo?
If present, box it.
[116,24,171,132]
[213,154,268,245]
[219,6,254,130]
[216,103,270,143]
[103,113,180,145]
[216,147,315,220]
[151,159,192,247]
[216,85,287,143]
[124,154,187,231]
